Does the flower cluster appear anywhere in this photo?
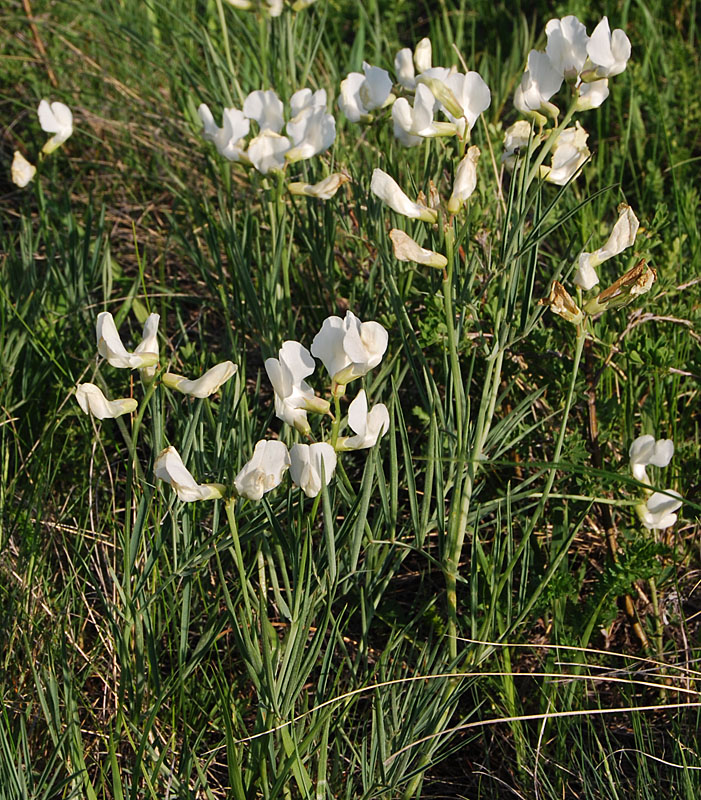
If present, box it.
[339,37,491,146]
[225,0,316,17]
[11,100,74,188]
[198,88,336,175]
[629,435,682,530]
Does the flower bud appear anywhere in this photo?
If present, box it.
[389,229,447,269]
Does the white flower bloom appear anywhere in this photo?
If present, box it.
[289,442,337,497]
[311,310,388,386]
[391,84,456,146]
[134,313,160,379]
[371,169,437,222]
[394,48,416,90]
[447,145,480,213]
[501,120,534,171]
[163,361,237,398]
[247,131,291,174]
[629,435,674,485]
[440,71,491,137]
[154,446,224,502]
[539,122,589,185]
[11,151,36,187]
[75,383,137,420]
[389,229,447,269]
[285,105,336,162]
[96,311,160,370]
[576,78,609,110]
[198,104,250,162]
[575,204,639,289]
[288,172,350,200]
[243,90,285,133]
[38,100,73,154]
[339,64,393,122]
[265,340,329,434]
[414,38,432,73]
[585,17,631,79]
[514,50,562,120]
[638,490,683,530]
[234,439,290,501]
[337,390,390,450]
[289,88,327,117]
[545,15,589,79]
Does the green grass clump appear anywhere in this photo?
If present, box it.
[1,0,699,798]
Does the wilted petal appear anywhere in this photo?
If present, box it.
[75,383,137,420]
[371,169,437,222]
[389,228,447,268]
[154,446,224,502]
[11,151,36,187]
[288,172,350,200]
[163,361,237,398]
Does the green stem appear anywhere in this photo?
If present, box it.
[225,498,253,621]
[523,102,578,192]
[442,226,464,441]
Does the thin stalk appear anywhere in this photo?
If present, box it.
[225,498,253,621]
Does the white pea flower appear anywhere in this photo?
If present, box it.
[198,104,250,162]
[501,120,534,171]
[234,439,290,501]
[584,17,631,79]
[163,361,237,398]
[339,63,393,122]
[311,310,388,387]
[289,442,337,497]
[288,172,350,200]
[11,151,36,187]
[514,50,562,121]
[154,446,225,502]
[629,435,674,485]
[337,390,389,451]
[439,71,491,138]
[637,490,683,530]
[38,99,73,154]
[247,130,291,174]
[414,38,432,73]
[96,311,160,370]
[574,204,639,290]
[134,313,160,379]
[243,89,285,133]
[285,104,336,162]
[75,383,137,420]
[394,48,416,90]
[265,341,330,435]
[392,84,456,146]
[371,169,437,222]
[545,15,589,80]
[576,79,609,110]
[289,88,327,117]
[389,229,447,269]
[539,122,590,185]
[447,145,480,213]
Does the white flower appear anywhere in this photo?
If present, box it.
[311,310,388,386]
[394,48,416,90]
[285,103,336,162]
[243,89,285,133]
[163,361,237,398]
[234,439,290,501]
[501,120,534,171]
[629,435,674,485]
[265,341,330,434]
[38,100,73,154]
[414,38,432,73]
[637,490,683,530]
[576,79,609,110]
[447,145,480,213]
[370,169,437,222]
[198,104,250,162]
[440,71,491,137]
[288,172,350,200]
[289,88,327,117]
[11,151,36,187]
[585,17,631,79]
[134,313,160,379]
[539,122,589,185]
[514,50,562,120]
[247,130,291,174]
[339,64,393,122]
[289,442,337,497]
[75,383,137,420]
[545,16,589,79]
[575,204,639,289]
[337,390,389,450]
[154,446,225,502]
[389,229,447,269]
[96,311,160,370]
[391,84,456,146]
